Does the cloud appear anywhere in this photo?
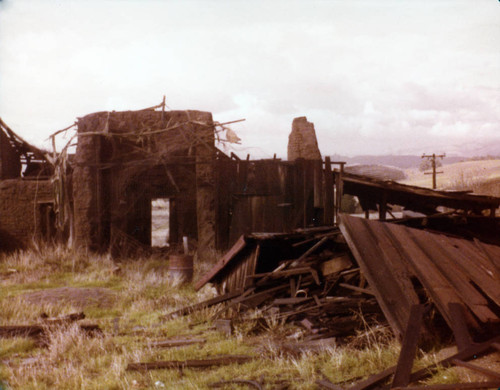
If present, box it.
[0,0,499,158]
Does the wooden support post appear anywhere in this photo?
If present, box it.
[314,159,323,210]
[161,95,166,122]
[334,163,345,225]
[324,157,334,226]
[391,304,425,388]
[448,303,473,350]
[379,191,387,221]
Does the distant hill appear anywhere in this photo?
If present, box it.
[402,159,500,193]
[330,154,465,170]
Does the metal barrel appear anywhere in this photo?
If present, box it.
[168,254,193,283]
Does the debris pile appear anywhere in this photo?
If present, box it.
[160,214,500,388]
[169,227,386,341]
[187,214,500,343]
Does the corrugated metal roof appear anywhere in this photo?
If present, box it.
[339,214,500,338]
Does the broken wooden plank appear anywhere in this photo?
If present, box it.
[408,335,500,383]
[126,355,253,371]
[323,156,334,225]
[273,297,312,305]
[403,227,497,323]
[348,366,397,390]
[290,236,330,267]
[391,382,500,390]
[473,237,500,276]
[347,335,500,390]
[451,358,500,380]
[316,379,345,390]
[195,235,247,291]
[149,338,206,348]
[448,302,473,350]
[443,236,500,306]
[40,312,85,324]
[339,283,374,296]
[163,290,242,319]
[248,267,315,280]
[208,379,263,389]
[391,304,425,388]
[320,254,352,276]
[380,220,485,330]
[339,215,421,339]
[0,325,44,338]
[0,323,101,339]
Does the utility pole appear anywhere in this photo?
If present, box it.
[421,153,445,189]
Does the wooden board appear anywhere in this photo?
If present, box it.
[341,215,500,337]
[339,215,421,339]
[195,235,247,290]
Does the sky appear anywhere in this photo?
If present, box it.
[0,0,499,159]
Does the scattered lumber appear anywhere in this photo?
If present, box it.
[126,354,253,371]
[40,311,86,324]
[148,338,206,348]
[182,227,386,341]
[391,383,500,390]
[340,335,500,390]
[0,312,102,344]
[209,379,263,389]
[163,290,242,320]
[316,379,345,390]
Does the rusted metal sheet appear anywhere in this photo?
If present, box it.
[339,214,500,337]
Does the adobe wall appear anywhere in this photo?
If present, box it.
[73,109,216,257]
[0,131,21,179]
[0,179,54,250]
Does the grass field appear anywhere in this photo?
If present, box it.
[0,246,485,389]
[401,159,500,194]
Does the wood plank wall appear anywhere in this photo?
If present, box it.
[215,157,336,250]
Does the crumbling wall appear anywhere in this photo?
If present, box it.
[73,109,216,256]
[287,116,322,161]
[0,130,21,179]
[0,179,54,250]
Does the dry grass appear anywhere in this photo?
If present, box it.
[0,245,478,389]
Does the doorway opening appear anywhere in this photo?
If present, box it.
[151,198,170,247]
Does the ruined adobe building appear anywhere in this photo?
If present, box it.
[72,109,216,257]
[71,110,341,255]
[0,119,54,251]
[1,107,500,255]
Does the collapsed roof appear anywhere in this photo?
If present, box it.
[194,214,500,341]
[339,171,500,217]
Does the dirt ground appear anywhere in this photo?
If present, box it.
[21,287,116,309]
